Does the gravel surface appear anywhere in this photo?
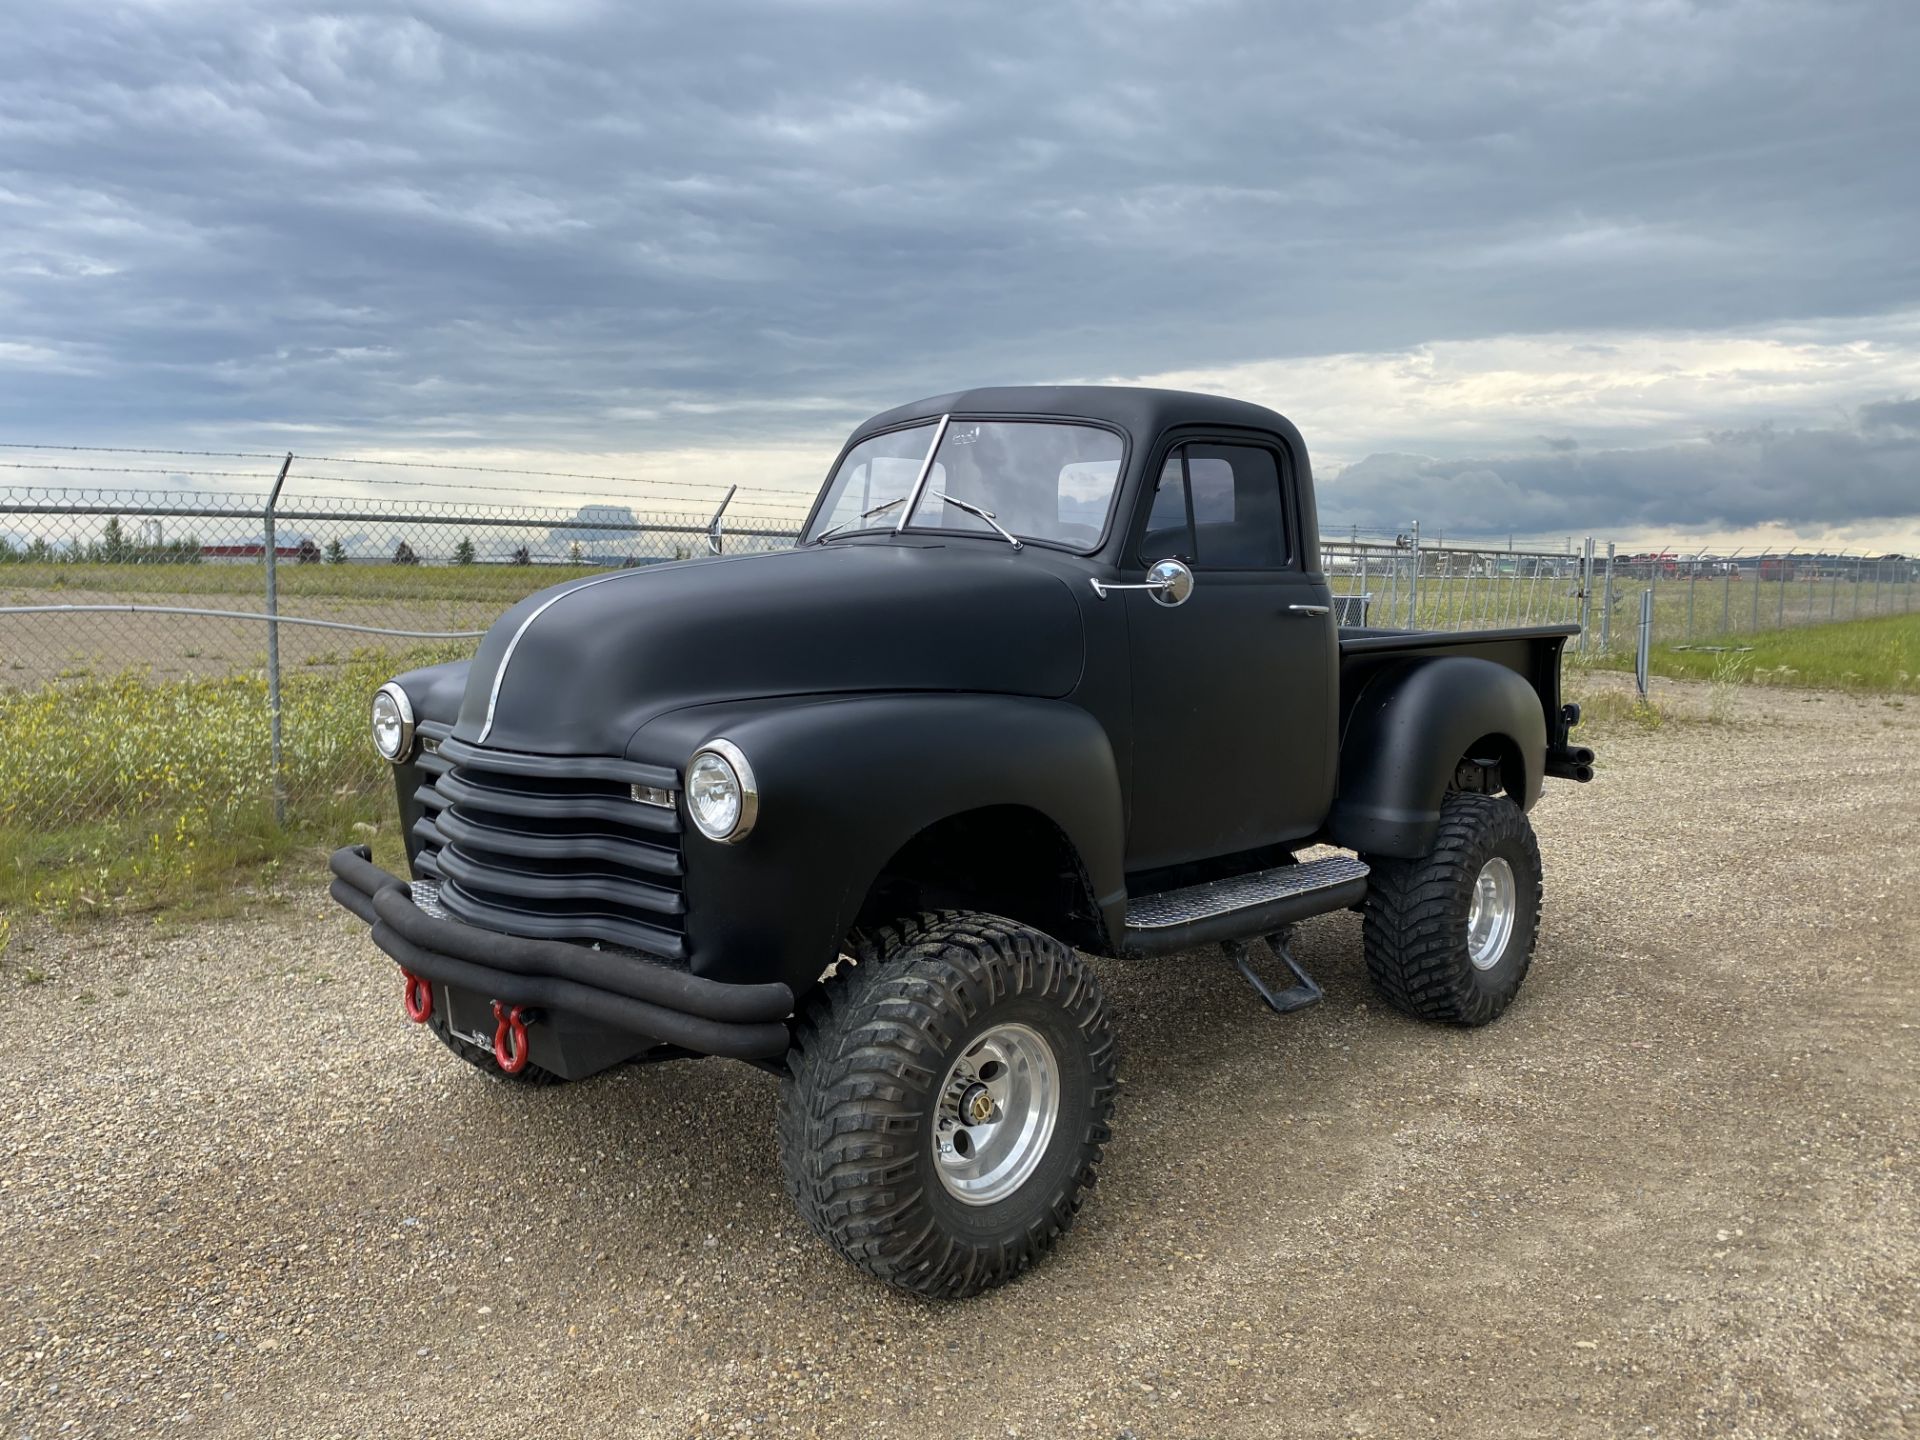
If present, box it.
[4,679,1916,1439]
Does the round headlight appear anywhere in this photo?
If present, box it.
[370,683,415,763]
[685,740,757,843]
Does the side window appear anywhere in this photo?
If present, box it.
[1140,453,1191,561]
[1185,443,1288,569]
[1185,456,1236,524]
[1139,443,1291,569]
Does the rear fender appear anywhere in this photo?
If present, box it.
[1326,656,1546,859]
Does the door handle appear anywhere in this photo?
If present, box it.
[1287,603,1331,617]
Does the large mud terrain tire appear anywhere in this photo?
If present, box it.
[1362,792,1543,1026]
[777,911,1118,1298]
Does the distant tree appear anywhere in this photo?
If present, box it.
[296,538,322,564]
[96,515,131,563]
[510,545,530,567]
[453,538,477,566]
[325,538,347,565]
[393,540,420,566]
[568,541,584,565]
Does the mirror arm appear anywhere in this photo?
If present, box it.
[1091,557,1193,605]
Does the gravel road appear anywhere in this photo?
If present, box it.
[4,678,1916,1439]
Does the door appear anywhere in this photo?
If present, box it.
[1123,439,1337,872]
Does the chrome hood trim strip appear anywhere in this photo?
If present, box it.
[476,569,644,744]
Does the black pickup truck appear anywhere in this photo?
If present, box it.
[330,386,1593,1297]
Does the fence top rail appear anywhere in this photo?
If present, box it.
[0,603,488,639]
[0,501,798,538]
[1323,540,1583,560]
[0,487,801,530]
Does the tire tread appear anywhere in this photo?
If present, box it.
[776,910,1117,1298]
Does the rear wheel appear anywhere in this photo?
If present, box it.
[777,911,1117,1298]
[1362,792,1542,1025]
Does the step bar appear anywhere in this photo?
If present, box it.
[1119,855,1370,956]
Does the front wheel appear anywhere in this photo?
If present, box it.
[1362,792,1543,1026]
[777,912,1118,1298]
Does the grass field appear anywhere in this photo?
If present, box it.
[1327,567,1919,649]
[0,646,454,917]
[1586,611,1920,694]
[1,558,611,604]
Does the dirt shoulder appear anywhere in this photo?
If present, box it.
[3,680,1915,1438]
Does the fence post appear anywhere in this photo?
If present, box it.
[1830,555,1840,620]
[1685,562,1696,641]
[1578,537,1595,650]
[1752,553,1765,631]
[1406,521,1421,629]
[1854,555,1862,617]
[1600,542,1615,651]
[265,452,292,828]
[1636,588,1653,700]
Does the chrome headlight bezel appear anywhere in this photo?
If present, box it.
[370,682,416,764]
[685,739,758,843]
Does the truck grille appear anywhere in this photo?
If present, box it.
[408,732,687,961]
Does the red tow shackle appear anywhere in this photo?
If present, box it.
[401,970,433,1024]
[491,1001,533,1075]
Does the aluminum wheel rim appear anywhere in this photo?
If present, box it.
[1466,856,1518,970]
[932,1023,1060,1206]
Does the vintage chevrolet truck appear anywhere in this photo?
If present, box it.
[329,386,1593,1297]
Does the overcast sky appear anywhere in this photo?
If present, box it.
[3,0,1918,546]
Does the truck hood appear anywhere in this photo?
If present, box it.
[451,541,1086,756]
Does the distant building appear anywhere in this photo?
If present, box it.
[200,538,320,564]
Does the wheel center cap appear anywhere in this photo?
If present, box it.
[962,1083,996,1126]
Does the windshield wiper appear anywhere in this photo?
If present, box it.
[932,492,1023,550]
[816,490,1023,549]
[814,496,907,543]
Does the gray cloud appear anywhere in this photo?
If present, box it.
[1323,414,1920,538]
[0,0,1918,536]
[1859,397,1920,435]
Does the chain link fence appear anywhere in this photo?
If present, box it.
[1320,535,1918,655]
[0,449,812,911]
[3,451,1915,911]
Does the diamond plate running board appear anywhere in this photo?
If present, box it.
[1125,855,1371,931]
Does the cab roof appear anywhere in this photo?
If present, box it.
[851,385,1305,452]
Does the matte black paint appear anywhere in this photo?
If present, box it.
[337,386,1591,1053]
[632,691,1126,992]
[1326,653,1553,858]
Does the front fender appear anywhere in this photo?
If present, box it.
[629,694,1124,995]
[1326,656,1547,859]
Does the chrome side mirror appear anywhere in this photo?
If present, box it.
[1088,557,1195,606]
[1146,557,1194,606]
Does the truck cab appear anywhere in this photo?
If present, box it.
[331,385,1592,1297]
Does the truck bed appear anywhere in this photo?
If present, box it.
[1337,623,1589,781]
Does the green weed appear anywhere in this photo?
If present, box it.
[0,646,459,917]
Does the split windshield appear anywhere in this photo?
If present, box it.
[806,419,1124,551]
